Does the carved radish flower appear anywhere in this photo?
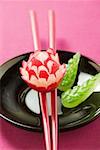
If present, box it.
[20,49,66,92]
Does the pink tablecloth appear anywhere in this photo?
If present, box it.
[0,1,100,150]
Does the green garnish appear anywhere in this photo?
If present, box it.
[61,73,100,108]
[58,52,80,91]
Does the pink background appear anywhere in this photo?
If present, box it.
[0,1,100,150]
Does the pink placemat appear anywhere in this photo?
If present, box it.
[0,118,100,150]
[0,1,100,150]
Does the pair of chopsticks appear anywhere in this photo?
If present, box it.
[29,10,58,150]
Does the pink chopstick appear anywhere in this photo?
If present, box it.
[48,10,58,150]
[39,93,51,150]
[30,10,58,150]
[48,10,56,52]
[29,11,51,150]
[51,89,58,150]
[29,10,41,51]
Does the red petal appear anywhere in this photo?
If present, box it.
[39,70,49,80]
[28,70,37,79]
[31,58,43,67]
[44,57,51,67]
[51,62,59,74]
[26,66,29,71]
[47,82,57,91]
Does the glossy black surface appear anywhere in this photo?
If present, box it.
[0,50,100,132]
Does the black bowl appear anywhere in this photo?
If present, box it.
[0,50,100,132]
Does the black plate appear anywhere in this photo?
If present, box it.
[0,50,100,132]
